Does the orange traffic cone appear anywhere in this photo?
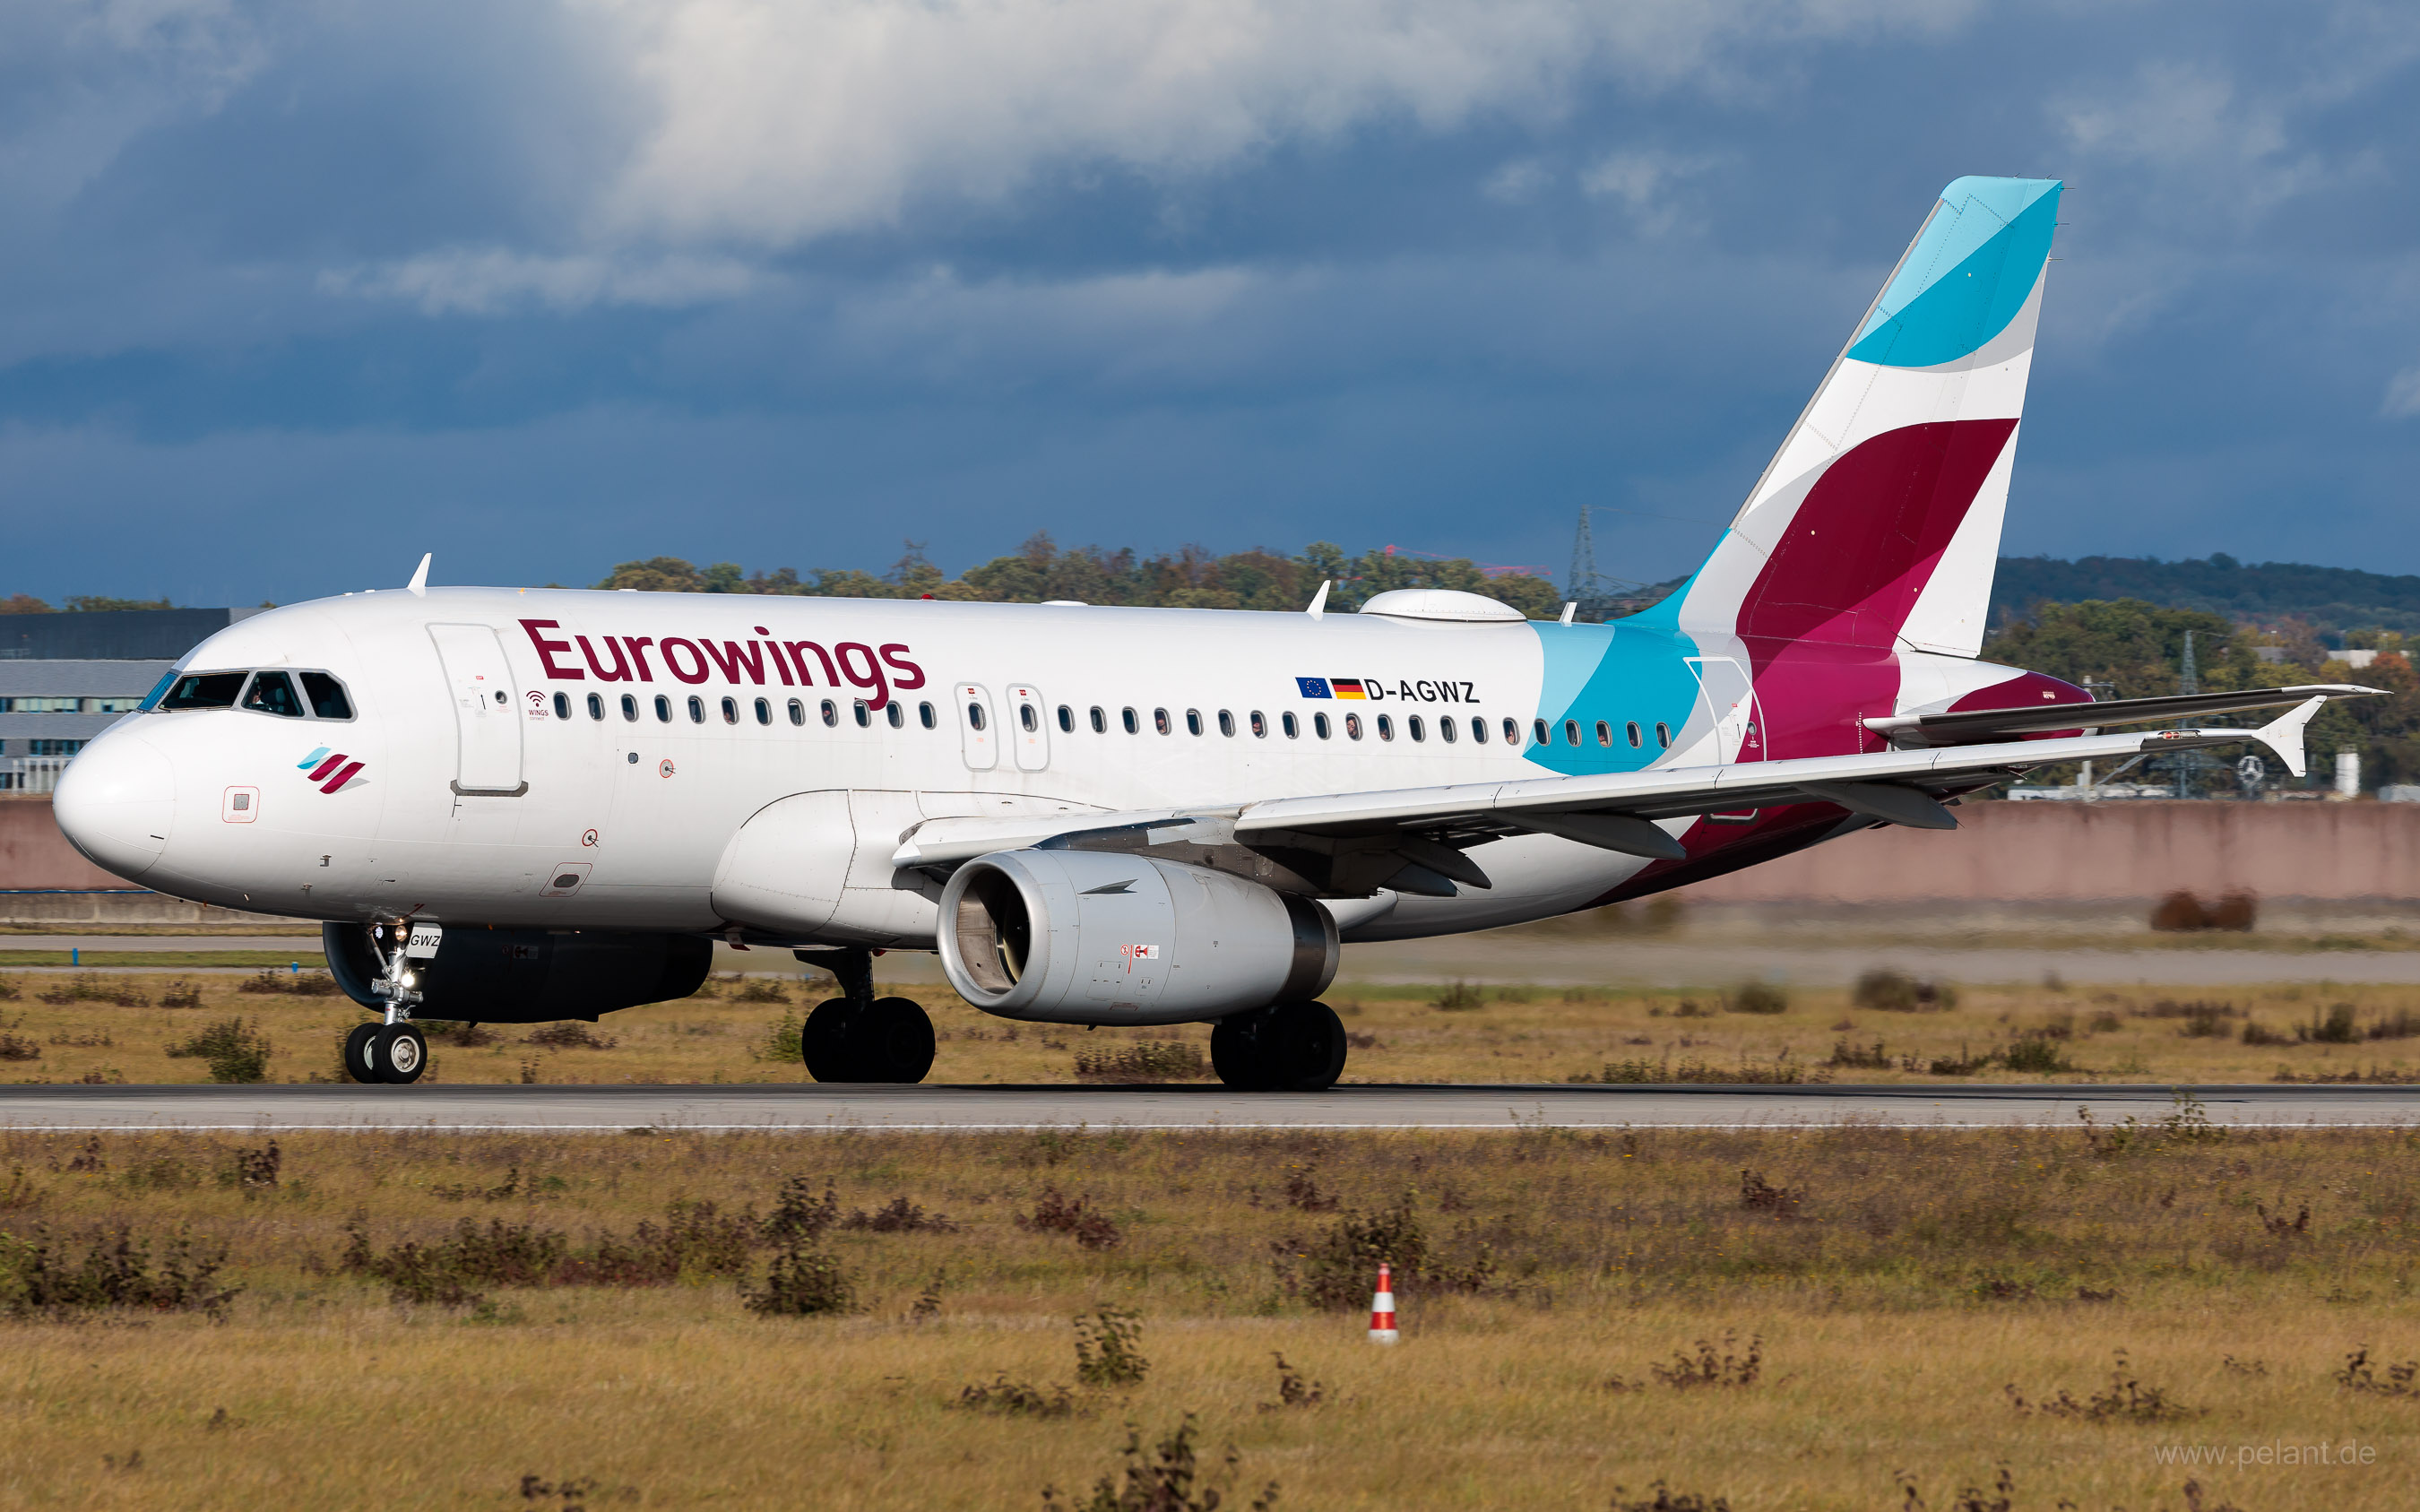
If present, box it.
[1368,1261,1398,1344]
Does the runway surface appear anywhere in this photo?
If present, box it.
[13,933,2420,986]
[3,1082,2414,1131]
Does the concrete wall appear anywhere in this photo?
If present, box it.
[6,794,2415,913]
[1676,800,2420,903]
[0,795,121,889]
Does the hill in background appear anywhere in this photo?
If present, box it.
[1990,554,2420,642]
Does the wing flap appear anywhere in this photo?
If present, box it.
[1866,683,2381,746]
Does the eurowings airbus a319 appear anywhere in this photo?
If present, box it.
[53,177,2380,1091]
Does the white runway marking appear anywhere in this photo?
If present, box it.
[1,1083,2412,1132]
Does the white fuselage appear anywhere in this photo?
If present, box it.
[56,587,1735,946]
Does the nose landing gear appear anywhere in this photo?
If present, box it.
[1211,1000,1347,1092]
[795,947,935,1084]
[345,923,432,1085]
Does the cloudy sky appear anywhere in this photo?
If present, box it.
[6,0,2419,606]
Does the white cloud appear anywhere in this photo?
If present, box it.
[574,0,1969,246]
[1579,148,1718,235]
[319,249,759,315]
[1482,158,1551,203]
[2053,61,2341,220]
[2383,367,2420,419]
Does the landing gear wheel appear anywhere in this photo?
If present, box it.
[1211,1014,1280,1092]
[371,1024,427,1084]
[343,1023,382,1084]
[1213,1002,1347,1092]
[1272,1000,1347,1092]
[859,997,936,1084]
[801,998,860,1083]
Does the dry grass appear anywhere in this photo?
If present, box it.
[12,969,2420,1087]
[2,1127,2419,1508]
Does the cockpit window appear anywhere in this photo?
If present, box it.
[299,671,354,720]
[136,671,178,712]
[241,671,306,718]
[160,672,247,711]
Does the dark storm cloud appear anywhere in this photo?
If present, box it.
[2,0,2417,605]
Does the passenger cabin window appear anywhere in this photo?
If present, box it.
[299,671,354,720]
[720,696,739,724]
[1626,721,1642,747]
[1057,705,1075,733]
[622,695,640,721]
[1121,707,1139,734]
[1408,715,1426,742]
[240,672,305,718]
[920,702,937,729]
[886,702,904,729]
[1249,710,1266,738]
[1090,706,1107,733]
[1470,717,1486,744]
[1655,721,1672,747]
[1185,709,1203,736]
[161,671,246,711]
[1021,704,1039,732]
[1218,710,1235,737]
[966,701,986,730]
[687,696,705,724]
[1595,721,1612,747]
[857,702,873,728]
[754,697,772,726]
[1377,713,1394,741]
[821,699,838,727]
[1563,719,1580,747]
[553,692,572,720]
[1439,716,1456,744]
[788,699,806,726]
[654,696,672,723]
[1154,707,1171,735]
[1533,719,1549,745]
[1313,713,1331,739]
[587,693,605,721]
[1282,712,1299,739]
[1344,713,1363,739]
[1501,717,1518,744]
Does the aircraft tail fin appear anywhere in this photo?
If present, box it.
[1640,177,2062,658]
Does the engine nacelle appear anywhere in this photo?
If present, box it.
[937,849,1338,1026]
[323,924,713,1024]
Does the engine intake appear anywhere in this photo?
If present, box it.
[324,924,712,1024]
[938,850,1337,1025]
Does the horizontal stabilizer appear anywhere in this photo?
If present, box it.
[1867,684,2384,746]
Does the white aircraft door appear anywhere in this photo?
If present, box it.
[1007,684,1050,772]
[955,683,998,771]
[429,624,526,795]
[1684,657,1764,765]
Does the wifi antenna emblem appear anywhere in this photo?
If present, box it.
[296,746,366,794]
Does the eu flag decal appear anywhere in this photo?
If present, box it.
[1295,678,1332,698]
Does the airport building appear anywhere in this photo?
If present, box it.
[0,608,260,792]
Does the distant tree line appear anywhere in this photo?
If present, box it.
[592,535,1569,619]
[1991,553,2420,641]
[0,594,178,615]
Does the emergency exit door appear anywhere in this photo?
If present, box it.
[429,624,526,795]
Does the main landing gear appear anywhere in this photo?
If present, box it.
[1210,1001,1347,1092]
[796,947,935,1084]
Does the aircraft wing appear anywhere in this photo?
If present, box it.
[1864,683,2382,747]
[898,692,2359,896]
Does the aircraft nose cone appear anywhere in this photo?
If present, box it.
[51,732,176,884]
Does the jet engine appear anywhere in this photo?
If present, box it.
[937,849,1337,1026]
[322,924,713,1024]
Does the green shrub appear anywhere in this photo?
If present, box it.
[163,1018,272,1082]
[744,1243,854,1316]
[1726,981,1788,1015]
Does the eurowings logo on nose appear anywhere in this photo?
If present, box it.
[297,746,365,794]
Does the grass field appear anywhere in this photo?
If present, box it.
[6,965,2420,1087]
[2,1124,2417,1509]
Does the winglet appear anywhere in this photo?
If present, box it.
[1306,580,1329,621]
[2250,695,2327,779]
[406,553,432,597]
